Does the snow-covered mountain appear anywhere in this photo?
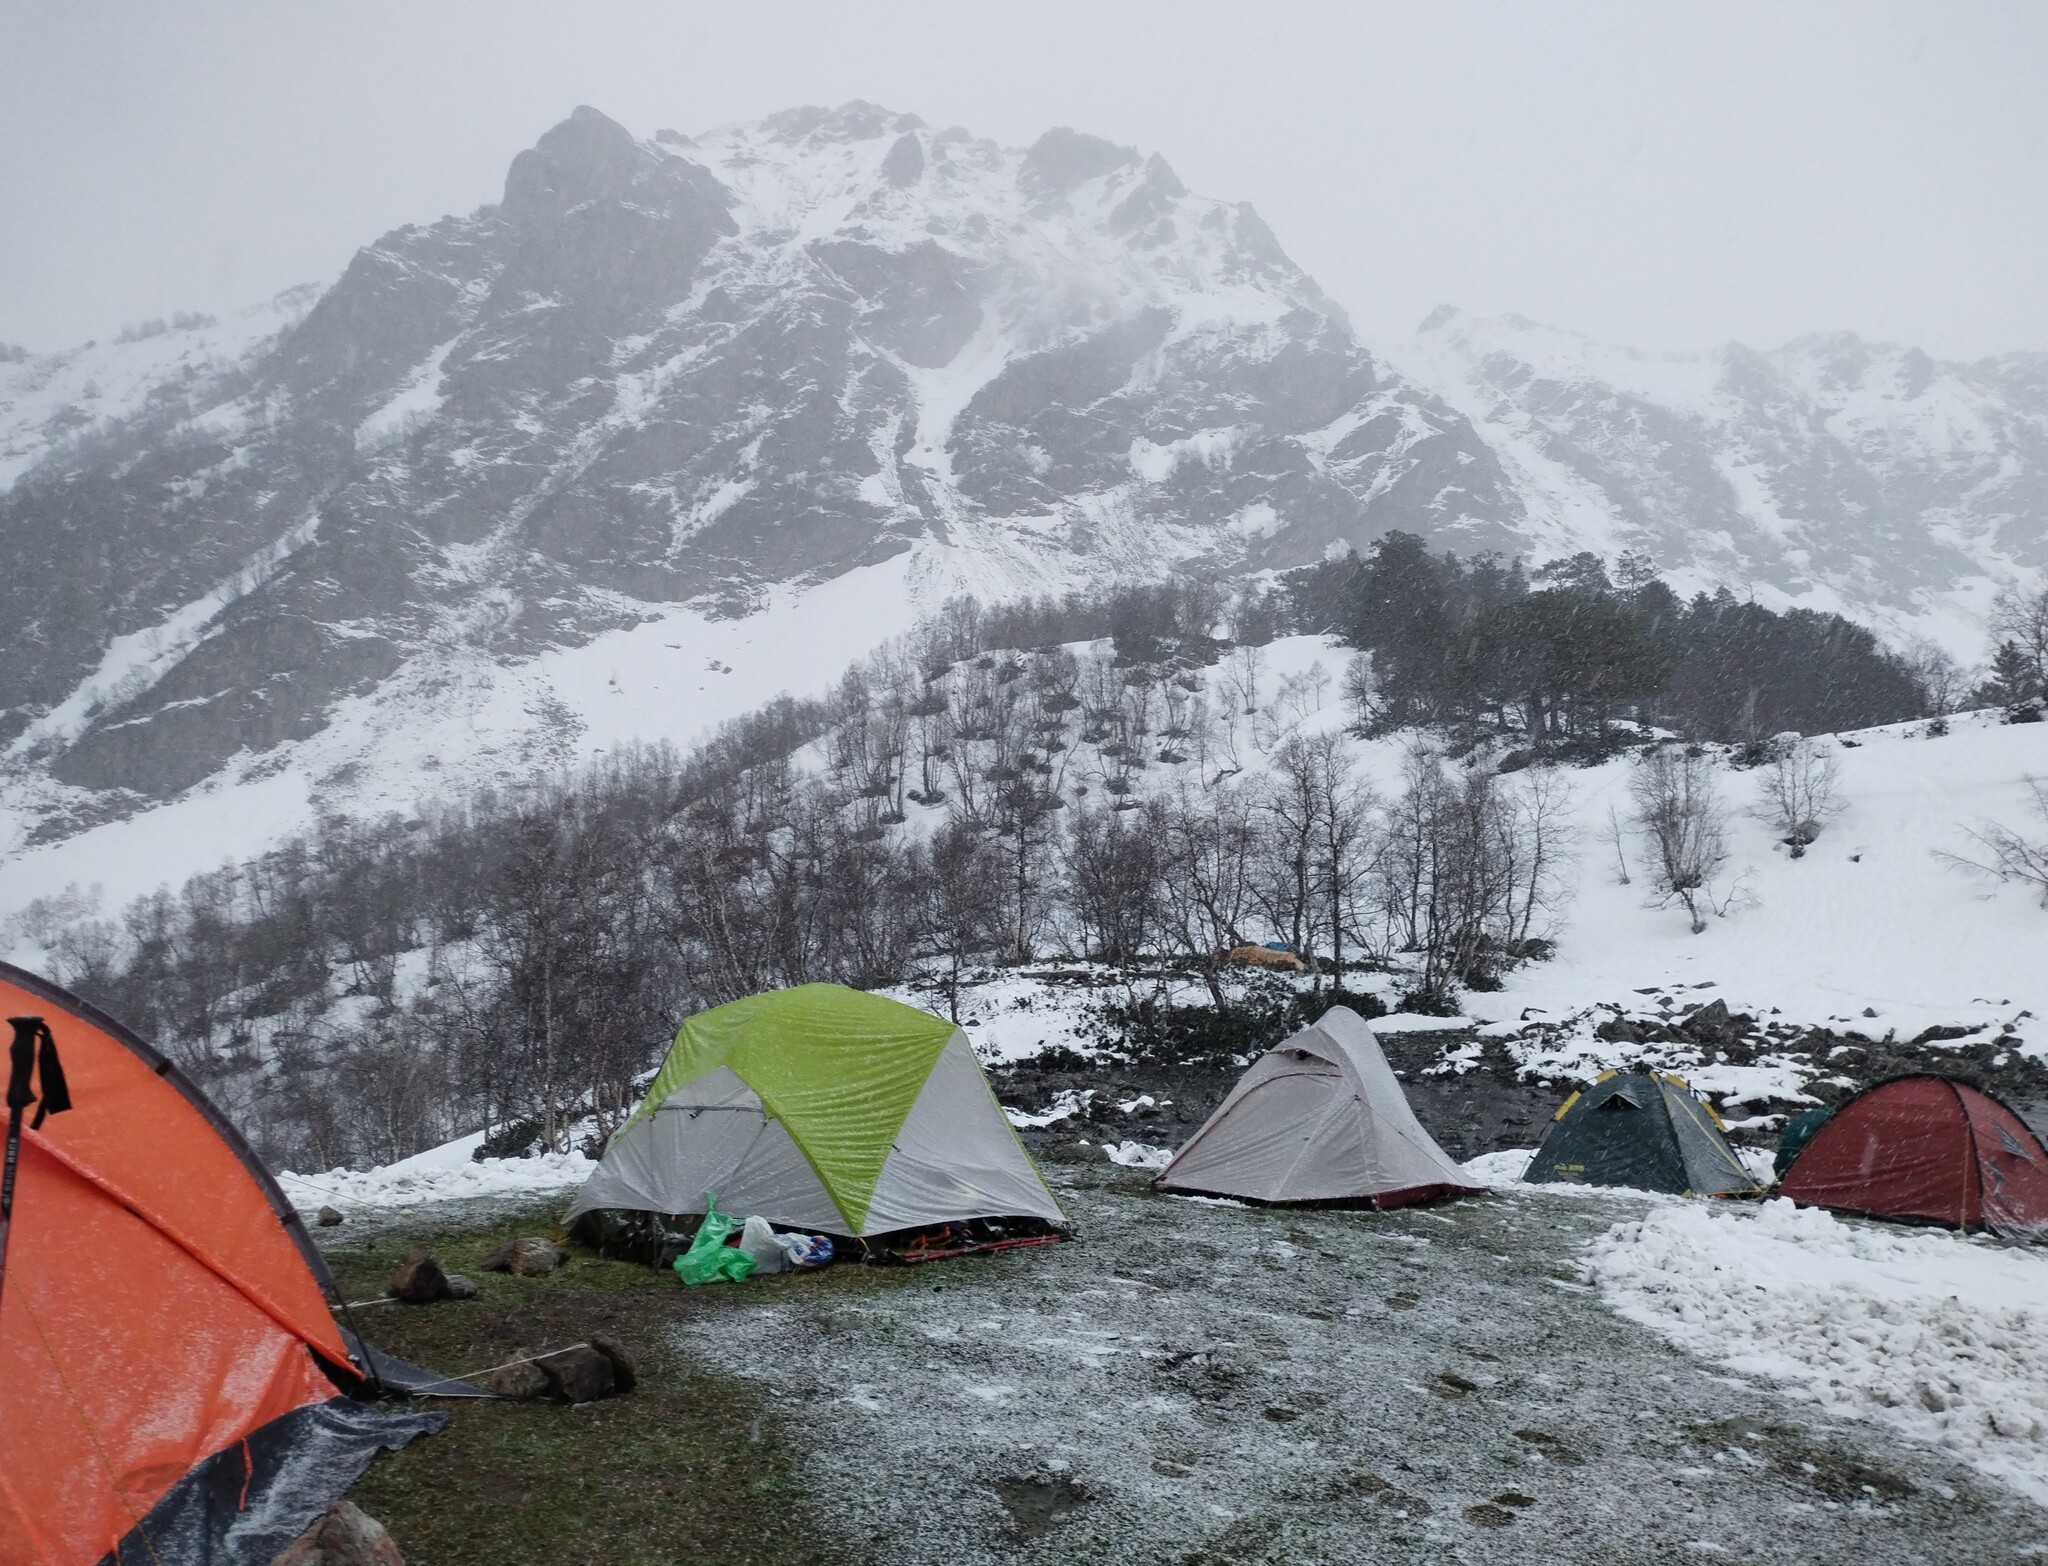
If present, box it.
[0,102,2043,895]
[0,103,1514,840]
[1396,308,2048,650]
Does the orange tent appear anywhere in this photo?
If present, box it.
[0,962,438,1566]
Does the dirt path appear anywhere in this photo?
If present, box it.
[676,1165,2046,1565]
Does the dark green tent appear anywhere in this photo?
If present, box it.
[1524,1070,1759,1195]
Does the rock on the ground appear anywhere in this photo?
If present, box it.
[317,1206,345,1227]
[488,1359,552,1401]
[481,1236,566,1276]
[537,1344,616,1403]
[271,1499,403,1565]
[443,1272,479,1299]
[387,1248,450,1305]
[588,1334,638,1393]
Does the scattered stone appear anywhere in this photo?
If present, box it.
[1492,1491,1536,1509]
[481,1237,566,1276]
[587,1334,638,1394]
[1386,1291,1419,1311]
[271,1499,404,1565]
[537,1344,616,1403]
[1465,1502,1517,1528]
[1432,1371,1478,1399]
[995,1475,1089,1538]
[316,1206,345,1227]
[1512,1429,1582,1465]
[1152,1458,1192,1478]
[1863,1007,1880,1019]
[443,1273,479,1300]
[488,1359,551,1401]
[1263,1405,1301,1422]
[387,1248,450,1305]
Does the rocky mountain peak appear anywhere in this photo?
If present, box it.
[1019,127,1139,196]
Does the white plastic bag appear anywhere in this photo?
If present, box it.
[738,1213,789,1274]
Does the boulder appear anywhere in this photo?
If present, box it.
[387,1248,450,1305]
[271,1500,404,1566]
[317,1206,345,1227]
[481,1237,565,1276]
[537,1344,615,1404]
[588,1335,638,1394]
[444,1273,479,1300]
[488,1359,552,1401]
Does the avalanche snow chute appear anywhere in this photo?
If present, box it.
[0,961,439,1566]
[567,984,1064,1238]
[1524,1069,1758,1195]
[1778,1075,2048,1237]
[1153,1006,1484,1208]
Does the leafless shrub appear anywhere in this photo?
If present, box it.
[1754,737,1843,857]
[1940,777,2048,908]
[1630,747,1728,933]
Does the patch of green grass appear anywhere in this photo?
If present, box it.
[324,1202,896,1566]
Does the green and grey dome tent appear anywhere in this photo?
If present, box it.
[1524,1070,1758,1195]
[566,984,1063,1237]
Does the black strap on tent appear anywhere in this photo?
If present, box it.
[0,1015,72,1315]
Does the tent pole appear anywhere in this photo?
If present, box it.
[0,1018,46,1314]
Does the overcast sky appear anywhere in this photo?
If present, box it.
[3,2,2043,358]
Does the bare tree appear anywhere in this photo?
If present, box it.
[1604,803,1632,885]
[1900,637,1971,718]
[1496,766,1578,947]
[1754,738,1844,857]
[1991,584,2048,687]
[1630,748,1728,933]
[914,822,1005,1021]
[1941,777,2048,908]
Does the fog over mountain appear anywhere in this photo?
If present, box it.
[0,103,2040,864]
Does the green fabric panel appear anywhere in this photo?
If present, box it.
[634,984,958,1231]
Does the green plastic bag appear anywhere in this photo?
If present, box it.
[672,1196,757,1286]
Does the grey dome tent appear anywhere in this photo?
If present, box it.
[1524,1070,1758,1195]
[1154,1006,1484,1207]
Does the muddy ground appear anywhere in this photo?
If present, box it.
[674,1163,2046,1565]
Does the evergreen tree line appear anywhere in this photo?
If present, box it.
[1293,534,1937,743]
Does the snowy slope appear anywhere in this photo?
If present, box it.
[1394,309,2048,656]
[8,629,2047,1059]
[0,287,319,489]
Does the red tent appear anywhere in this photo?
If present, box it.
[1778,1075,2048,1238]
[0,962,438,1566]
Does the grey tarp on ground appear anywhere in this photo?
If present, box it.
[1155,1006,1485,1205]
[565,1031,1063,1236]
[96,1400,445,1566]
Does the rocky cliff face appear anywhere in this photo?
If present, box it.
[0,103,1518,819]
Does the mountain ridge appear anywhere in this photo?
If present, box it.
[0,101,2040,888]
